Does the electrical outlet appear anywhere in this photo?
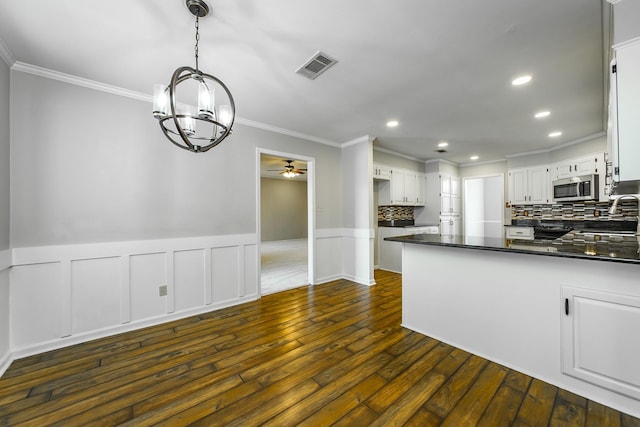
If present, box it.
[159,285,167,296]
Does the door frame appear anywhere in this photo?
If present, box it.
[256,148,316,294]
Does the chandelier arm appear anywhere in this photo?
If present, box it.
[168,66,197,150]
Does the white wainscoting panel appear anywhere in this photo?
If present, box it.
[315,229,343,284]
[174,249,206,313]
[341,228,375,286]
[130,253,167,322]
[71,257,121,335]
[244,244,258,296]
[10,262,63,349]
[211,246,241,304]
[9,234,259,357]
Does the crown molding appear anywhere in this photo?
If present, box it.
[10,61,342,148]
[424,157,459,167]
[0,37,15,67]
[235,117,341,147]
[341,135,373,148]
[373,146,424,162]
[504,131,606,158]
[613,35,640,50]
[12,61,151,102]
[459,158,507,168]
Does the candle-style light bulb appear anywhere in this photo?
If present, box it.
[152,84,168,118]
[198,81,214,120]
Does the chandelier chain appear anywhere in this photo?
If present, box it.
[194,16,200,72]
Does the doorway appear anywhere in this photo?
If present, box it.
[257,150,316,294]
[463,175,504,238]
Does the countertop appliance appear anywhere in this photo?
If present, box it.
[553,174,599,202]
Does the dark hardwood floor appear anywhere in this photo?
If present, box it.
[1,270,639,426]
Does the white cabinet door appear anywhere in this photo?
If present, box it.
[528,166,549,204]
[440,174,460,214]
[554,156,599,180]
[415,174,426,206]
[404,171,417,205]
[561,286,640,400]
[373,163,392,180]
[508,169,528,205]
[509,166,548,205]
[440,216,460,237]
[616,41,640,182]
[390,170,406,204]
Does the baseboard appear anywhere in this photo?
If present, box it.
[0,249,10,272]
[0,351,12,377]
[314,274,343,285]
[342,274,375,287]
[10,294,259,362]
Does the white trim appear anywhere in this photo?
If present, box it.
[425,157,459,167]
[12,234,256,266]
[504,132,606,158]
[342,228,375,239]
[0,37,15,67]
[342,135,373,148]
[12,61,152,102]
[0,352,11,378]
[459,158,507,168]
[316,228,344,239]
[613,35,640,51]
[10,61,341,148]
[0,249,10,272]
[374,146,425,162]
[237,117,340,147]
[9,294,258,360]
[256,148,317,290]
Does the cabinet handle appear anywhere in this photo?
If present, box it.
[569,165,572,172]
[564,298,569,316]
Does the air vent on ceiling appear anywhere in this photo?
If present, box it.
[296,51,338,80]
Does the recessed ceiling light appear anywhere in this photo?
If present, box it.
[437,141,448,148]
[512,75,532,86]
[535,111,550,118]
[386,120,399,128]
[470,155,479,161]
[548,131,562,138]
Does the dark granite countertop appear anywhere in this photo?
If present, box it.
[385,232,640,265]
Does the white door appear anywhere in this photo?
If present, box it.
[464,175,504,239]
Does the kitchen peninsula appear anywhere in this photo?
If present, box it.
[386,231,640,418]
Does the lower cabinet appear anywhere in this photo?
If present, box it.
[440,216,460,237]
[561,286,640,400]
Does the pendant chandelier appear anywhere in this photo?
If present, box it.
[152,0,235,153]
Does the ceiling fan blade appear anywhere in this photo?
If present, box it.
[293,170,306,174]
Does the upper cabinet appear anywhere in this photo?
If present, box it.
[611,40,640,182]
[373,163,392,181]
[440,174,460,215]
[377,165,425,206]
[508,166,549,205]
[553,154,601,181]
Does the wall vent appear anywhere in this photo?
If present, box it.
[296,51,338,80]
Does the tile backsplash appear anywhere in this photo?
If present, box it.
[511,200,639,221]
[378,206,414,221]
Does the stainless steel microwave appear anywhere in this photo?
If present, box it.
[553,175,599,202]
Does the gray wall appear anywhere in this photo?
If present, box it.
[0,56,9,365]
[260,177,307,242]
[10,71,343,247]
[0,56,9,251]
[613,0,640,45]
[373,150,425,173]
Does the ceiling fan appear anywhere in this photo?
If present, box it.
[268,160,307,178]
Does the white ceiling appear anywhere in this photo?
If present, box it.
[0,0,607,165]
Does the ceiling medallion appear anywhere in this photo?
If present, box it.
[152,0,235,153]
